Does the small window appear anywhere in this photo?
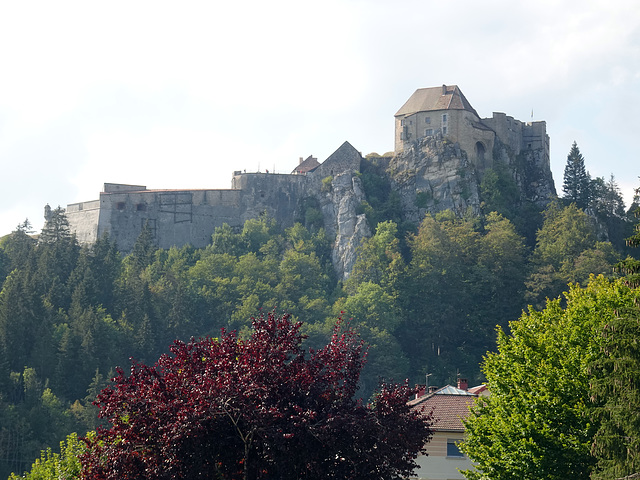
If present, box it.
[136,203,147,211]
[447,439,463,457]
[425,116,431,124]
[425,128,433,136]
[442,126,448,135]
[442,114,448,123]
[400,119,405,126]
[116,202,125,210]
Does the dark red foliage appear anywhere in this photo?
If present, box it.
[80,311,432,480]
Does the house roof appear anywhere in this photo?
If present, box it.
[292,155,320,174]
[395,85,479,118]
[410,385,478,432]
[468,384,488,396]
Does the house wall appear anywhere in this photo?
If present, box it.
[412,431,473,480]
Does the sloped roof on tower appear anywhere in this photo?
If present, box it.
[395,85,479,118]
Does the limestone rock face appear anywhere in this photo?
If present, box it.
[513,146,557,205]
[389,135,481,224]
[386,134,556,227]
[317,172,370,280]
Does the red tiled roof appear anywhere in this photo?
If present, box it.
[292,155,320,174]
[410,385,477,432]
[468,384,488,395]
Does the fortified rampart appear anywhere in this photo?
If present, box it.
[67,184,244,251]
[67,141,364,256]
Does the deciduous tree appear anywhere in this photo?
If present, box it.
[81,311,432,480]
[462,276,639,480]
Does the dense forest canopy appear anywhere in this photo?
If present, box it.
[0,146,638,479]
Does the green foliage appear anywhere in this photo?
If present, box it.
[463,277,638,480]
[589,298,640,479]
[525,202,619,308]
[321,175,333,192]
[415,191,431,209]
[479,163,520,222]
[359,156,406,232]
[346,220,404,295]
[2,193,637,477]
[400,211,527,385]
[8,432,85,480]
[562,141,591,209]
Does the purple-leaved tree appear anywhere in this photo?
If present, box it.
[81,311,432,480]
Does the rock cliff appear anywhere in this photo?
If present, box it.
[384,133,556,227]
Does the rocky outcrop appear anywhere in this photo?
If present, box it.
[386,133,556,227]
[388,134,481,224]
[316,171,370,280]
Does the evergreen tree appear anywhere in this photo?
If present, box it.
[589,300,640,479]
[562,141,591,209]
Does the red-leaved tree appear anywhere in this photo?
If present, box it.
[80,311,432,480]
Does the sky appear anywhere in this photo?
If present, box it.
[1,0,639,236]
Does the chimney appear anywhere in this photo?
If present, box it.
[457,378,468,391]
[428,386,438,393]
[299,157,303,165]
[442,84,447,95]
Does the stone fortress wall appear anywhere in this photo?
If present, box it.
[66,142,362,253]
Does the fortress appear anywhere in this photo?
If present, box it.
[66,141,362,252]
[67,85,553,274]
[394,85,549,170]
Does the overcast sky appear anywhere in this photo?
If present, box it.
[1,0,639,236]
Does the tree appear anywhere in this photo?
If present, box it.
[589,299,640,479]
[588,182,640,479]
[562,141,591,209]
[400,211,527,385]
[525,202,616,308]
[81,311,432,480]
[8,432,85,480]
[345,221,405,295]
[462,276,639,480]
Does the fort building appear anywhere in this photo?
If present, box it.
[66,86,553,264]
[66,141,363,252]
[395,85,550,173]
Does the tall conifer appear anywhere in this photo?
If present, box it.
[562,141,591,209]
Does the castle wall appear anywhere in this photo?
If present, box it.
[100,188,244,251]
[68,173,314,253]
[234,173,309,226]
[482,113,549,158]
[66,200,101,244]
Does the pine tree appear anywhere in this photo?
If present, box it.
[562,141,591,209]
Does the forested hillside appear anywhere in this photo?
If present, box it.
[0,150,636,478]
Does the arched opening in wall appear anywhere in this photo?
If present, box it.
[475,142,486,167]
